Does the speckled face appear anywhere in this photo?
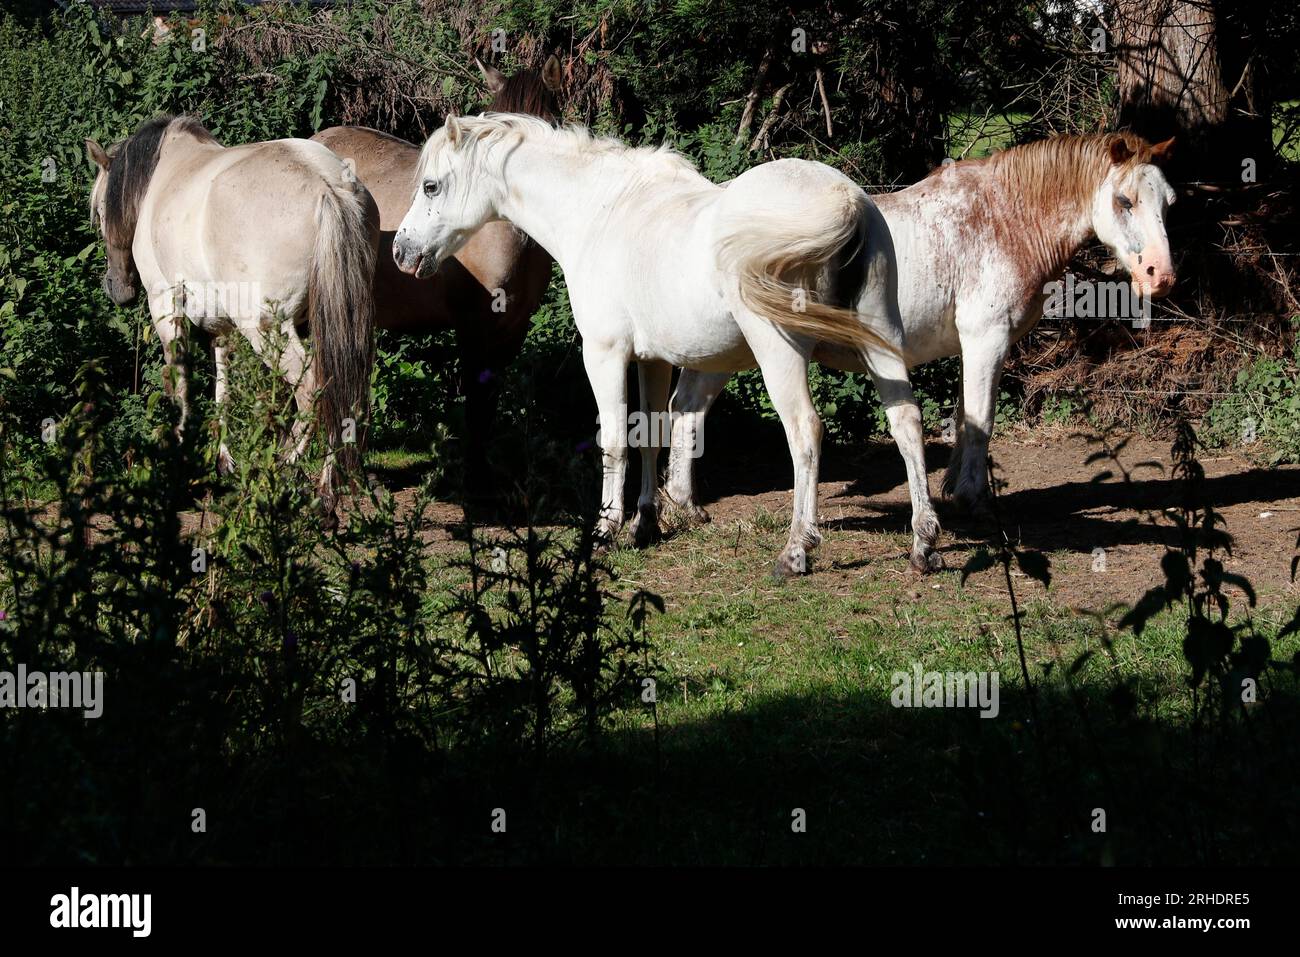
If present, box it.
[1093,161,1177,299]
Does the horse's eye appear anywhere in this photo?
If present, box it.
[423,180,440,197]
[1116,194,1133,210]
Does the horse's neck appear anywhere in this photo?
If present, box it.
[896,161,1097,293]
[490,137,672,274]
[986,163,1096,289]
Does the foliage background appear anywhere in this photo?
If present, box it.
[4,0,1296,470]
[0,1,1298,866]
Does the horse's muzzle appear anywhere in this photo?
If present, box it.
[104,273,137,306]
[391,236,430,277]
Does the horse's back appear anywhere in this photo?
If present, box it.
[203,140,360,265]
[313,126,419,231]
[141,137,373,325]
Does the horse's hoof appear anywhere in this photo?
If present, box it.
[772,548,809,580]
[674,502,711,528]
[910,549,945,575]
[629,504,662,549]
[593,527,618,556]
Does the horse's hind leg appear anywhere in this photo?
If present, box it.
[664,369,731,527]
[941,367,965,499]
[285,339,341,519]
[211,337,235,475]
[627,359,672,547]
[253,320,314,465]
[245,319,337,515]
[739,317,821,578]
[863,344,942,573]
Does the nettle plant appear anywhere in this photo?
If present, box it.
[0,324,662,861]
[1205,315,1300,465]
[1118,421,1284,720]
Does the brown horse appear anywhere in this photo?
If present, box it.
[312,57,561,491]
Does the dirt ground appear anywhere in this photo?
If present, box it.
[395,426,1300,613]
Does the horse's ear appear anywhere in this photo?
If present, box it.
[1150,136,1176,166]
[85,139,110,171]
[475,58,505,94]
[1108,137,1134,165]
[542,54,563,93]
[445,114,463,146]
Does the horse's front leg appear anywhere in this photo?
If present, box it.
[664,369,731,526]
[626,359,673,547]
[154,313,191,438]
[941,367,965,499]
[863,344,942,573]
[951,325,1010,510]
[583,342,631,547]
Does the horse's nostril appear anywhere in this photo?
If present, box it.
[1146,265,1156,276]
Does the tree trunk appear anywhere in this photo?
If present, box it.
[1113,0,1272,182]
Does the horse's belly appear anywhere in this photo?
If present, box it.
[631,301,753,371]
[901,311,960,365]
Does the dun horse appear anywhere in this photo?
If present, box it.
[86,115,380,511]
[665,132,1177,516]
[393,114,941,576]
[312,57,561,493]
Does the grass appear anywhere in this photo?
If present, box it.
[946,110,1032,159]
[605,512,1200,729]
[434,493,1299,865]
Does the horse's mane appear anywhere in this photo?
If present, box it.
[421,112,703,187]
[487,68,558,120]
[99,115,217,247]
[935,131,1158,211]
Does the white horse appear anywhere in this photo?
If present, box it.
[666,132,1177,516]
[87,115,379,510]
[393,113,940,576]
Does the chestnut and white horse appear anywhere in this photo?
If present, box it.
[665,132,1177,516]
[87,115,380,510]
[393,113,940,576]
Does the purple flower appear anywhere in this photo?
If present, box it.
[0,609,6,621]
[477,368,494,385]
[575,439,593,454]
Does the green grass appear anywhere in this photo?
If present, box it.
[444,505,1300,865]
[947,110,1032,159]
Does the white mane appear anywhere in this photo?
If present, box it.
[416,112,708,190]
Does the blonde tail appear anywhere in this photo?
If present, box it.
[716,181,896,356]
[307,181,378,472]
